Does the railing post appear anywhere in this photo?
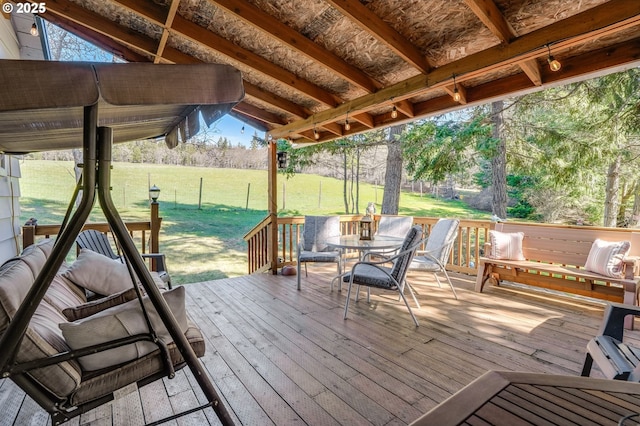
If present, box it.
[150,201,161,271]
[22,224,35,249]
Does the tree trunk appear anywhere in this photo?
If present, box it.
[381,125,405,215]
[342,151,349,213]
[617,181,632,227]
[490,101,507,219]
[630,180,640,228]
[603,155,621,227]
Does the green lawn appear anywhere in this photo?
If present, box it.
[19,159,488,283]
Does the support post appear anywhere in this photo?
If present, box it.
[150,201,161,271]
[268,138,279,274]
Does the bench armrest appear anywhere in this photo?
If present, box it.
[482,242,491,257]
[623,256,640,280]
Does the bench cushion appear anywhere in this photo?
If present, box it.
[584,239,630,278]
[60,286,188,371]
[0,239,83,399]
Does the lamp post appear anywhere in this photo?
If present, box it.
[149,184,161,203]
[149,185,161,271]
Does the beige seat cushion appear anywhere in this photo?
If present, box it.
[60,286,188,371]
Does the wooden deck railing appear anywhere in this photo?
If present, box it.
[244,215,494,275]
[22,202,163,270]
[22,221,156,257]
[243,213,276,274]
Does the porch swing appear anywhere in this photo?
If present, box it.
[0,60,245,425]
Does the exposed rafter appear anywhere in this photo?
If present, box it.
[27,0,640,145]
[208,0,382,93]
[324,0,431,73]
[269,1,640,138]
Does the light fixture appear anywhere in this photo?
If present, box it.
[30,22,39,37]
[452,74,461,102]
[391,105,398,119]
[241,126,245,134]
[547,45,561,72]
[344,111,351,131]
[149,185,161,203]
[313,126,320,140]
[277,151,288,169]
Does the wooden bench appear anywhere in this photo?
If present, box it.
[475,223,640,328]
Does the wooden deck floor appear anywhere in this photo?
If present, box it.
[3,267,640,425]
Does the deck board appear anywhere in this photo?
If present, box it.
[2,267,638,425]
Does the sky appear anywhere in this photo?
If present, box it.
[210,115,264,147]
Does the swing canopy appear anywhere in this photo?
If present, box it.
[0,60,244,153]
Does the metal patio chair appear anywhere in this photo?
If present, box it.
[342,225,423,326]
[408,218,460,299]
[296,216,342,290]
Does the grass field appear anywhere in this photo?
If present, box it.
[19,159,488,284]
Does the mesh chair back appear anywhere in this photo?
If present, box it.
[425,219,459,263]
[390,225,423,281]
[376,216,414,238]
[302,216,341,252]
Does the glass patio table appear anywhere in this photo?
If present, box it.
[324,235,404,291]
[325,234,405,253]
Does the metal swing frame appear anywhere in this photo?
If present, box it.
[0,104,234,425]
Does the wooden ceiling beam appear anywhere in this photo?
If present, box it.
[43,0,312,127]
[41,0,160,57]
[443,83,468,104]
[351,112,374,128]
[518,59,542,86]
[464,0,544,86]
[112,0,341,108]
[465,0,542,86]
[228,110,270,133]
[233,103,287,126]
[154,0,181,63]
[395,99,415,118]
[320,122,344,136]
[208,0,382,93]
[243,83,310,119]
[464,0,514,43]
[37,10,148,62]
[324,0,431,73]
[269,0,640,139]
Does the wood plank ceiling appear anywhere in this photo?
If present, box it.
[32,0,640,145]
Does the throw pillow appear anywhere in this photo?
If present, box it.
[488,230,525,260]
[59,286,187,371]
[62,249,134,296]
[62,287,138,321]
[584,239,631,278]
